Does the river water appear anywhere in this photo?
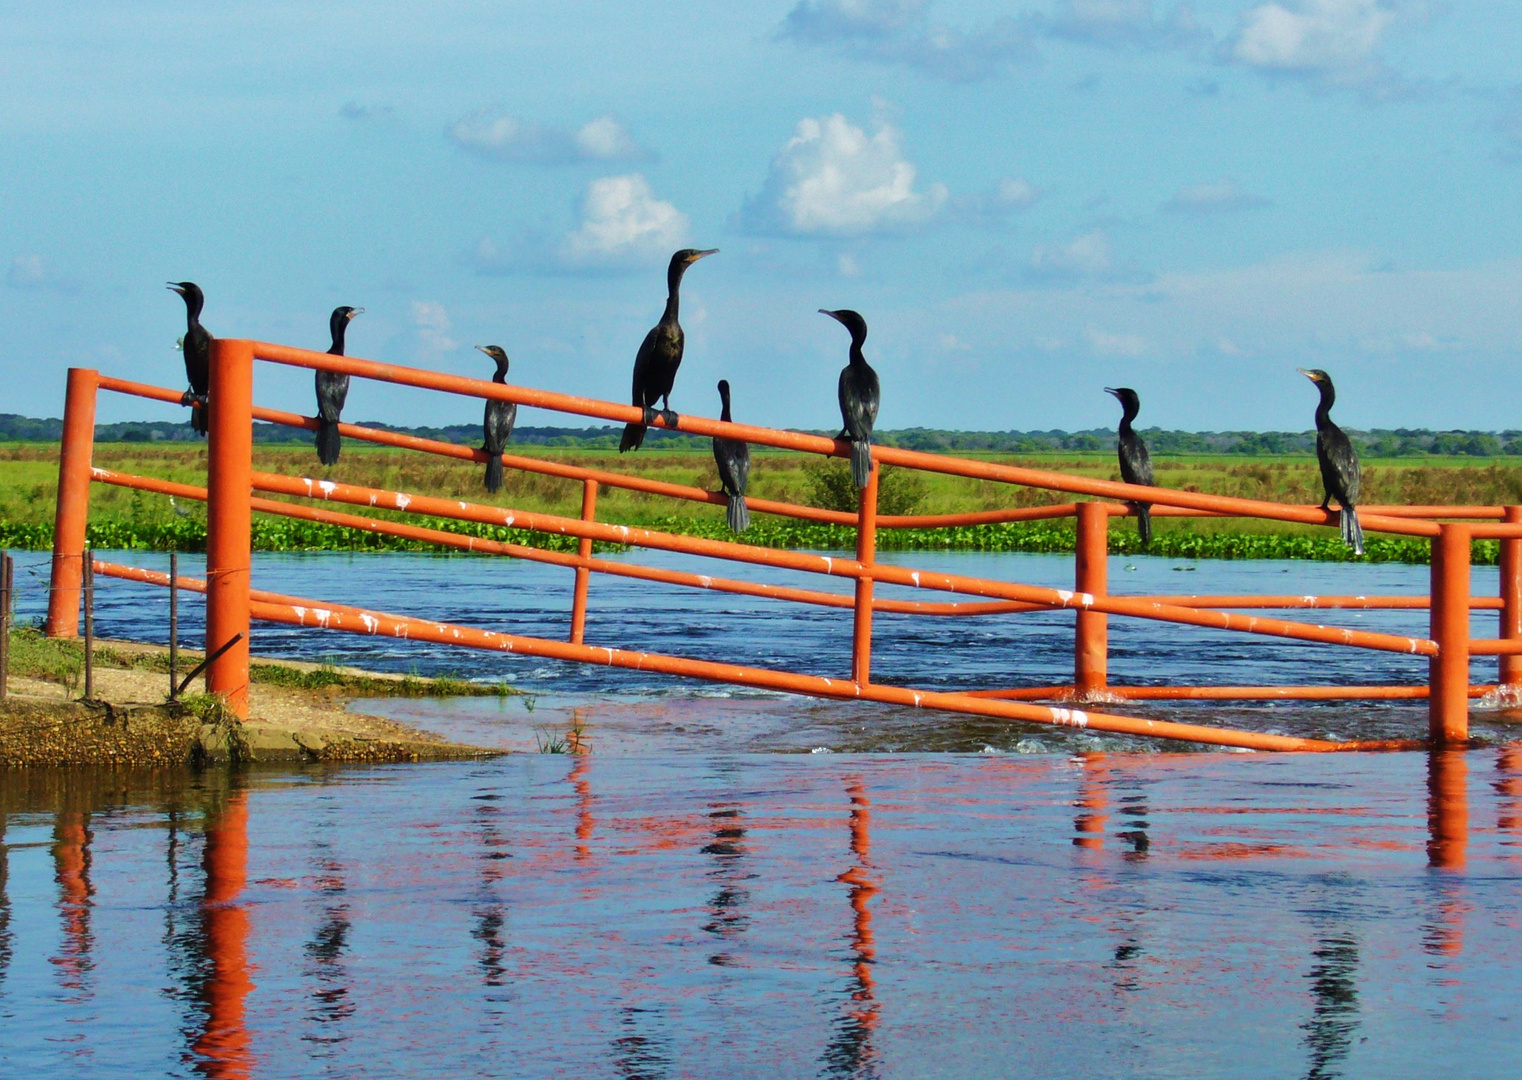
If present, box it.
[3,550,1522,1076]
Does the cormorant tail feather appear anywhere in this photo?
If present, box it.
[484,454,503,494]
[1135,503,1152,550]
[620,423,645,453]
[191,398,208,437]
[315,418,341,466]
[727,493,750,533]
[850,438,872,490]
[1344,505,1364,557]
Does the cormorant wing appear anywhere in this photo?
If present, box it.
[838,365,880,442]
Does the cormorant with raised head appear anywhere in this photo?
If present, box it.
[167,282,210,436]
[619,247,718,453]
[314,305,363,466]
[1300,368,1364,556]
[1105,387,1154,549]
[820,309,879,489]
[477,345,516,494]
[712,380,750,532]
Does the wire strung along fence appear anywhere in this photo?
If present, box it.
[38,341,1522,752]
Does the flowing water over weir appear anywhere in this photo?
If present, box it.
[12,549,1522,750]
[2,750,1521,1078]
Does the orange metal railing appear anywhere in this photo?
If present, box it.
[43,342,1522,751]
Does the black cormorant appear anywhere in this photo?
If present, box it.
[1105,387,1154,549]
[820,309,879,489]
[1300,368,1363,556]
[619,247,718,453]
[712,379,750,532]
[477,345,516,494]
[314,305,362,465]
[167,282,210,436]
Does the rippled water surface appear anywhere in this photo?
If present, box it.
[4,550,1522,1076]
[2,751,1521,1078]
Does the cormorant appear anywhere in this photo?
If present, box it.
[619,247,718,453]
[1105,387,1154,549]
[1300,368,1364,556]
[477,345,516,494]
[820,309,879,489]
[712,379,750,532]
[314,305,363,466]
[167,282,210,436]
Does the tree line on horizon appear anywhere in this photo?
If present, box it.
[0,412,1517,458]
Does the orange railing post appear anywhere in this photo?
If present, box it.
[1075,501,1108,699]
[45,368,98,638]
[852,464,879,686]
[205,339,254,718]
[1429,523,1471,746]
[570,478,598,644]
[1500,506,1522,689]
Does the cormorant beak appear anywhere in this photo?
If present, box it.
[686,248,719,263]
[348,307,364,320]
[819,308,843,323]
[1297,368,1321,383]
[1104,387,1120,398]
[166,282,185,295]
[474,345,490,356]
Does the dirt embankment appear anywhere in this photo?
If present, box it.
[1,638,504,767]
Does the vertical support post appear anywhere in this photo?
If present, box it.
[852,463,879,686]
[569,479,598,645]
[1499,506,1522,689]
[46,368,99,638]
[82,550,94,701]
[169,550,179,701]
[1429,522,1471,747]
[1074,502,1109,699]
[0,551,12,702]
[205,339,254,719]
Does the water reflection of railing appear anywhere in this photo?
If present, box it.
[193,789,254,1079]
[824,779,880,1078]
[44,349,1522,750]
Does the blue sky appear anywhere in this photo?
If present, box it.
[2,1,1520,433]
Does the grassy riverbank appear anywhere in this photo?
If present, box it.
[4,441,1521,564]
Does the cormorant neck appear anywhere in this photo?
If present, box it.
[493,360,508,385]
[848,342,867,367]
[663,261,690,323]
[329,322,348,356]
[1315,381,1335,426]
[182,294,203,325]
[719,388,732,423]
[1119,401,1139,430]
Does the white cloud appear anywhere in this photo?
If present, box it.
[1162,178,1271,214]
[742,114,947,237]
[1085,325,1148,356]
[411,300,456,356]
[779,1,1036,82]
[449,109,645,164]
[1227,0,1403,91]
[6,255,77,293]
[953,176,1042,227]
[1030,231,1112,277]
[560,174,689,268]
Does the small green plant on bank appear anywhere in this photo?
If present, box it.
[178,692,238,725]
[803,459,928,515]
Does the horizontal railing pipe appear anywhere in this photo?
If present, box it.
[240,343,1445,538]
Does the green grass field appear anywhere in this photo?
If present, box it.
[3,441,1521,563]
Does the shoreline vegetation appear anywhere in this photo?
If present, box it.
[4,439,1522,565]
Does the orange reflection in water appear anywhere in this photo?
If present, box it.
[51,811,94,997]
[1423,751,1469,972]
[193,791,255,1080]
[824,780,880,1077]
[1495,745,1522,844]
[570,752,594,862]
[1073,753,1109,851]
